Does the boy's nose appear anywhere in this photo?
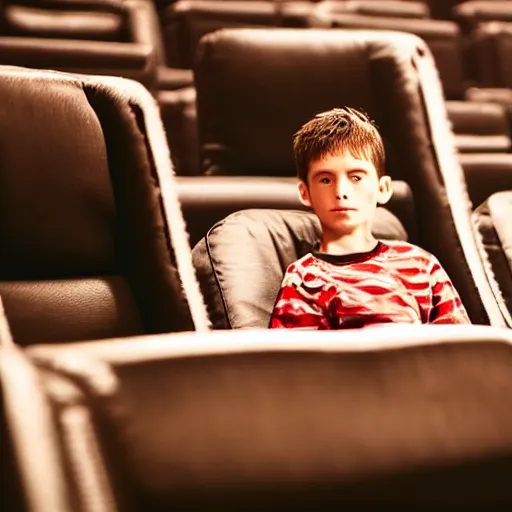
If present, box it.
[335,179,350,200]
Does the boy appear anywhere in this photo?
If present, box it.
[270,107,470,329]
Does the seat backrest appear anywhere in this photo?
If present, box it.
[0,66,208,346]
[468,21,512,87]
[194,28,504,326]
[163,0,281,69]
[316,12,465,99]
[454,1,512,33]
[27,326,512,510]
[473,191,512,325]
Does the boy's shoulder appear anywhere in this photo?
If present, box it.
[381,240,437,262]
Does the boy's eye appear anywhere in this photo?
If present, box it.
[319,177,331,184]
[351,175,363,182]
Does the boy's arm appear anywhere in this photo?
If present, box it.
[269,267,331,329]
[428,256,471,324]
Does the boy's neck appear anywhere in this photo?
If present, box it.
[319,230,378,256]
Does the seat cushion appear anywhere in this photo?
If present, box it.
[473,191,512,318]
[193,208,407,329]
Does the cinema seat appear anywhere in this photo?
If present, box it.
[23,325,512,510]
[466,21,512,88]
[454,1,512,33]
[194,28,506,326]
[0,66,209,346]
[0,0,194,90]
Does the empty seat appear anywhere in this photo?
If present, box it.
[311,11,465,100]
[0,0,194,91]
[194,28,505,325]
[467,21,512,87]
[0,66,209,345]
[0,0,160,89]
[162,0,281,69]
[307,9,509,152]
[454,1,512,33]
[473,191,512,324]
[25,326,512,510]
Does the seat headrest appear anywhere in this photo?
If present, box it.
[193,208,407,329]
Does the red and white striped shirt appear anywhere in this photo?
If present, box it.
[270,241,470,329]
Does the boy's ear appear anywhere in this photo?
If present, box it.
[377,176,393,205]
[297,180,311,207]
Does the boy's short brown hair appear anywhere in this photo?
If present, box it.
[293,107,386,183]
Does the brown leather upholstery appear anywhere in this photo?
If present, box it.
[473,191,512,324]
[193,208,407,329]
[313,12,465,99]
[179,176,417,248]
[0,67,208,346]
[158,86,200,176]
[0,0,194,90]
[446,100,511,153]
[454,1,512,33]
[194,28,505,326]
[2,3,123,40]
[163,0,282,69]
[467,21,512,88]
[26,326,512,510]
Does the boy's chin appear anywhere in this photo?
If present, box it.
[324,222,362,237]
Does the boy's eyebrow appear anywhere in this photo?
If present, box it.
[310,168,335,177]
[311,167,370,176]
[347,168,369,174]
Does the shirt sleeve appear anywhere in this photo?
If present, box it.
[428,256,471,324]
[269,264,331,329]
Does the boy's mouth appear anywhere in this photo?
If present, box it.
[330,207,356,212]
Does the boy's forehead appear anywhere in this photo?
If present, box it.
[309,149,377,172]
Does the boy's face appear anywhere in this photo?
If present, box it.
[298,150,392,239]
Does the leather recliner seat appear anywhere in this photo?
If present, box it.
[0,66,209,346]
[21,326,512,510]
[193,28,505,326]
